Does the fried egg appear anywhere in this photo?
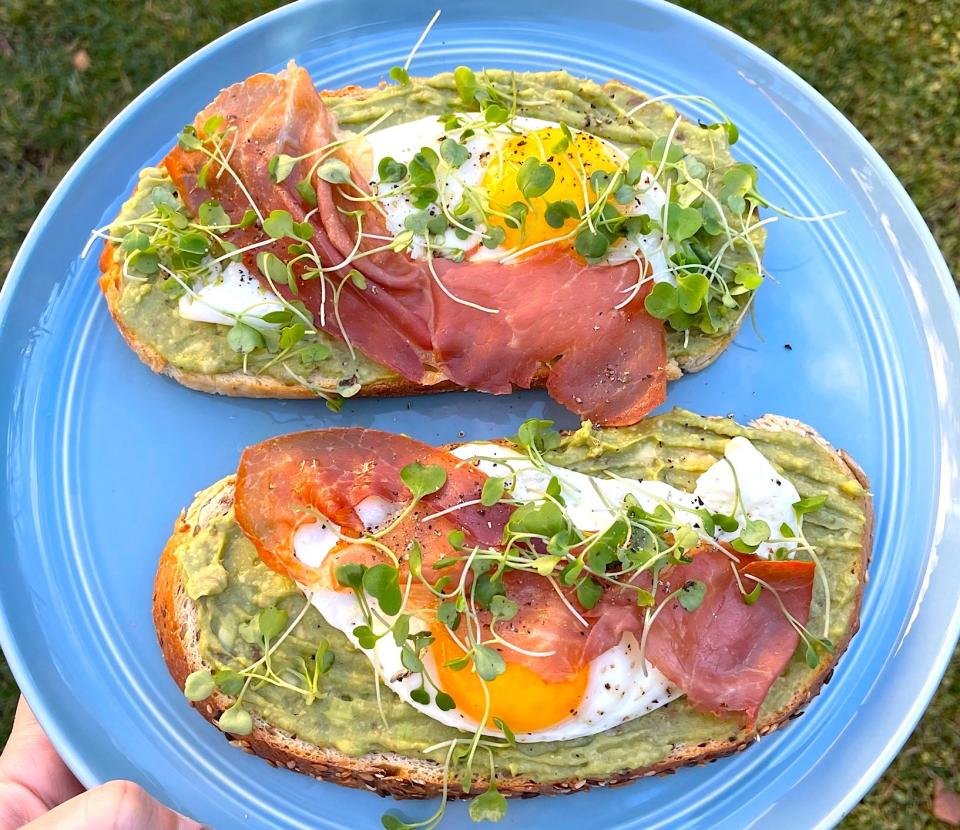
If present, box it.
[292,436,800,742]
[352,115,672,276]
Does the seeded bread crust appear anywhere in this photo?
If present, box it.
[152,417,872,800]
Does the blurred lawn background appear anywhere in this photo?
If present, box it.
[0,1,957,826]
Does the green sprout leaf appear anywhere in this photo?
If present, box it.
[121,229,150,253]
[533,554,562,577]
[214,669,245,696]
[506,500,565,538]
[409,149,438,186]
[625,147,650,185]
[480,476,506,507]
[435,691,456,711]
[183,669,215,701]
[678,579,707,612]
[335,562,365,590]
[454,66,478,106]
[353,625,378,650]
[378,156,408,183]
[263,209,295,240]
[317,158,353,185]
[440,138,470,168]
[740,517,771,547]
[483,103,509,125]
[363,563,403,616]
[198,199,231,229]
[635,588,655,607]
[489,594,518,622]
[666,204,703,243]
[217,705,253,736]
[227,321,265,355]
[516,158,556,200]
[268,153,297,184]
[314,639,335,674]
[513,418,561,454]
[483,225,506,249]
[389,65,410,85]
[644,282,678,319]
[177,125,202,151]
[473,643,506,681]
[493,717,516,746]
[177,232,209,257]
[675,272,709,314]
[295,177,318,207]
[400,462,447,500]
[437,601,461,629]
[258,607,289,641]
[469,784,508,822]
[733,261,763,290]
[651,135,684,165]
[256,251,292,287]
[575,228,610,259]
[505,201,528,230]
[743,583,763,605]
[576,578,603,610]
[544,199,580,228]
[793,495,827,517]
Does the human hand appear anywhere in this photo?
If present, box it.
[0,696,204,829]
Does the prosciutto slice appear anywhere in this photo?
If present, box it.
[644,546,815,726]
[431,250,666,425]
[235,428,512,584]
[164,64,435,382]
[162,63,668,425]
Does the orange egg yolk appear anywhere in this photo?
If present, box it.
[430,624,589,733]
[482,126,619,254]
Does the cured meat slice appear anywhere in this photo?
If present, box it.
[235,428,512,584]
[644,546,815,725]
[432,249,667,425]
[163,64,435,382]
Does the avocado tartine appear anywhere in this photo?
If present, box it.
[154,409,871,826]
[97,60,770,425]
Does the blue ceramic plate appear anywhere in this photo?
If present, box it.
[1,2,958,828]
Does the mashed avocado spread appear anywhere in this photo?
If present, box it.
[110,70,765,392]
[175,410,866,781]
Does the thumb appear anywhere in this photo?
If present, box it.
[21,780,205,830]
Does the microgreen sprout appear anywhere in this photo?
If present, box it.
[181,598,330,734]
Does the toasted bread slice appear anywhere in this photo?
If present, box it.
[97,74,748,401]
[153,414,871,799]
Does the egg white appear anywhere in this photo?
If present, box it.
[179,260,287,330]
[292,435,800,742]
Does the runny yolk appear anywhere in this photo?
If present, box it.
[481,126,619,255]
[430,623,590,734]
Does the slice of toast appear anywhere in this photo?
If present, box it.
[99,75,748,401]
[153,414,872,799]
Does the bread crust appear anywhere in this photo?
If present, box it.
[153,419,872,800]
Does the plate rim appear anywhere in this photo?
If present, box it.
[0,1,957,828]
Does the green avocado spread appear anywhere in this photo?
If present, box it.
[110,70,764,391]
[174,410,866,782]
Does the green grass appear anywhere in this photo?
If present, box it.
[0,0,956,824]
